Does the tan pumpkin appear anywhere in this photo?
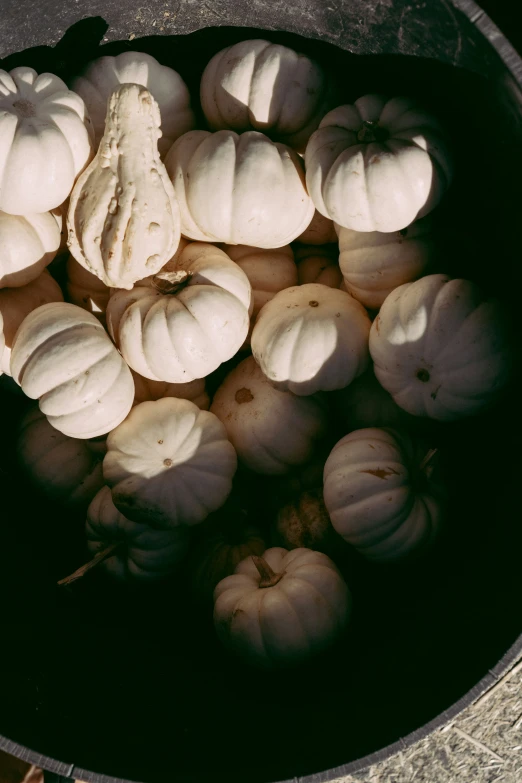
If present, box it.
[274,488,345,557]
[0,210,62,289]
[223,244,297,345]
[294,244,342,289]
[17,406,105,507]
[0,270,63,376]
[131,370,209,409]
[65,255,110,324]
[107,242,252,383]
[337,217,436,310]
[67,84,181,289]
[296,210,337,245]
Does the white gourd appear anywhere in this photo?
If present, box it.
[0,66,94,214]
[67,83,181,289]
[0,210,62,289]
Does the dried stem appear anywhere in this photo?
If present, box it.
[57,543,120,587]
[251,556,284,588]
[420,448,439,475]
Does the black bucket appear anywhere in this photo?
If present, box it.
[1,2,521,782]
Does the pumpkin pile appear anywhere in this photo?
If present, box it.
[0,41,514,669]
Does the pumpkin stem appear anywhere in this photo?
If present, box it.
[251,556,285,588]
[151,269,191,295]
[57,542,120,587]
[357,120,389,144]
[420,448,438,477]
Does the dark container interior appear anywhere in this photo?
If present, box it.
[1,2,521,781]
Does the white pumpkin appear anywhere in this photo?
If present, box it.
[17,406,104,506]
[214,546,351,667]
[369,274,513,421]
[337,216,435,310]
[210,356,327,474]
[67,83,181,289]
[0,66,94,214]
[0,210,62,289]
[65,255,110,323]
[164,129,315,247]
[10,302,134,438]
[0,270,63,376]
[200,39,332,152]
[131,370,209,410]
[305,94,453,232]
[323,427,443,561]
[294,244,342,289]
[223,244,297,345]
[251,283,371,395]
[333,368,410,431]
[103,398,237,528]
[296,209,337,245]
[106,242,251,383]
[85,486,189,581]
[71,51,195,157]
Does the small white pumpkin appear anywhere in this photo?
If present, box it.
[214,546,351,667]
[17,406,104,506]
[106,242,251,383]
[333,368,410,432]
[251,283,371,395]
[65,255,110,323]
[164,129,315,247]
[0,66,94,214]
[323,427,443,561]
[294,244,342,289]
[305,94,452,232]
[131,370,209,410]
[210,356,328,474]
[103,398,237,528]
[200,39,332,152]
[296,209,337,245]
[10,302,134,438]
[85,486,189,581]
[0,270,63,376]
[337,216,435,310]
[369,274,513,421]
[67,83,181,289]
[223,244,297,345]
[0,210,62,289]
[71,51,195,157]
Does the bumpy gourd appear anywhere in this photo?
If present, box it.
[67,83,181,289]
[0,210,62,289]
[0,67,94,214]
[369,274,513,421]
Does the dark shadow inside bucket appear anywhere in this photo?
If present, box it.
[0,16,521,783]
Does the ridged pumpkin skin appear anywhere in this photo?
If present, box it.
[305,94,452,232]
[67,84,181,289]
[296,210,337,245]
[323,428,443,562]
[107,242,251,383]
[131,371,209,410]
[0,67,94,215]
[200,39,332,152]
[214,547,351,667]
[0,270,63,376]
[103,398,238,528]
[369,274,513,421]
[86,486,189,581]
[337,216,435,310]
[165,129,315,247]
[17,406,104,507]
[72,51,195,157]
[210,356,327,475]
[65,255,110,324]
[251,283,371,396]
[294,244,342,289]
[10,302,134,438]
[0,210,62,288]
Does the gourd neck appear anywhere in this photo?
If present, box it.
[252,556,284,588]
[357,120,389,144]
